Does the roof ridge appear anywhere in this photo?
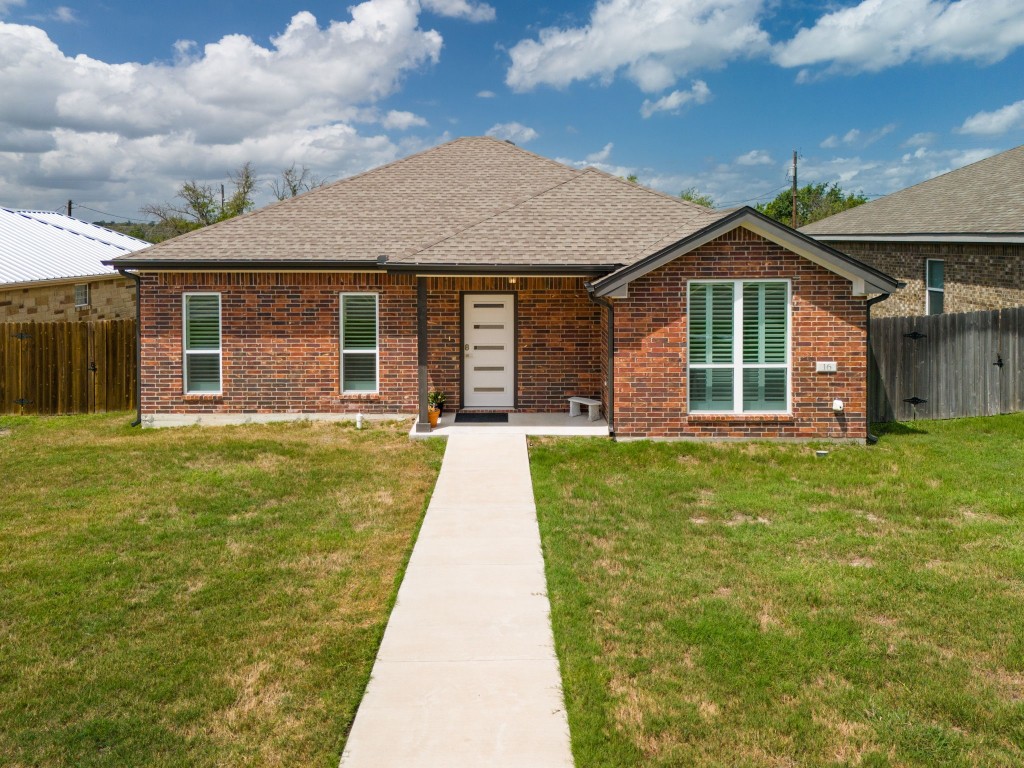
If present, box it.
[882,144,1022,199]
[401,165,588,260]
[475,135,599,176]
[579,165,718,213]
[804,144,1024,234]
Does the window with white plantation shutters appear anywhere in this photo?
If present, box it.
[183,293,221,394]
[742,282,788,411]
[689,282,735,411]
[340,294,378,393]
[688,280,789,413]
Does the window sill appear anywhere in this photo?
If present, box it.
[687,412,794,421]
[184,393,224,401]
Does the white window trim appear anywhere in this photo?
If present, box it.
[687,279,792,415]
[74,283,90,308]
[926,259,944,315]
[182,292,223,396]
[340,292,380,395]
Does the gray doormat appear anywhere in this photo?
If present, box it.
[454,412,510,423]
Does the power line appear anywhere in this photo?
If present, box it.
[66,202,143,223]
[717,184,789,207]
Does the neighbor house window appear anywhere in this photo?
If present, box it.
[926,259,944,315]
[340,293,378,393]
[74,283,90,307]
[183,293,222,394]
[688,280,789,413]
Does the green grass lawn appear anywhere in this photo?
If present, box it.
[0,414,444,767]
[531,416,1024,767]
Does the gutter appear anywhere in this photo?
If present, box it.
[116,269,143,427]
[865,285,904,444]
[104,259,618,277]
[585,284,615,437]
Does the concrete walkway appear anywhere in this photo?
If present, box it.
[339,433,574,768]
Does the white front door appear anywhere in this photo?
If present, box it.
[463,294,515,408]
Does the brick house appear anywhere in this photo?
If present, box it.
[109,137,897,441]
[0,208,146,322]
[802,144,1024,318]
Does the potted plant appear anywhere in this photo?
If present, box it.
[428,390,446,415]
[427,390,446,428]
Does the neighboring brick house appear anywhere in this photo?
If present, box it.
[110,137,897,441]
[802,144,1024,317]
[0,208,147,321]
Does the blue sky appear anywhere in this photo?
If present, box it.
[1,0,1022,222]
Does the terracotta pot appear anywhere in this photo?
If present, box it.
[427,406,440,428]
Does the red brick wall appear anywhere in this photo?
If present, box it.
[612,228,869,440]
[140,272,417,415]
[139,272,601,416]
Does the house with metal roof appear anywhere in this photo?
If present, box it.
[802,144,1024,317]
[0,208,148,322]
[110,137,898,440]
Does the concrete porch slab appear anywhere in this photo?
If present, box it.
[411,411,609,438]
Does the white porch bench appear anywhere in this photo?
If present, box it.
[568,396,602,422]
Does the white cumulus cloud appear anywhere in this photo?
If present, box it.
[0,0,445,216]
[382,110,428,130]
[958,99,1024,135]
[476,89,495,98]
[485,122,539,144]
[585,142,614,163]
[421,0,495,22]
[774,0,1024,77]
[735,149,772,166]
[506,0,768,94]
[640,80,711,118]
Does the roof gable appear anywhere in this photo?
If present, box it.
[590,207,900,297]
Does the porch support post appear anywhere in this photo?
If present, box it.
[414,276,432,433]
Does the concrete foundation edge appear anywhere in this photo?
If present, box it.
[142,412,413,428]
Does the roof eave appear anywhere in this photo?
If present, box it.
[104,258,619,276]
[591,207,900,298]
[804,232,1024,244]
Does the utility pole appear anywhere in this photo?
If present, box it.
[66,199,73,217]
[220,184,225,217]
[791,151,798,229]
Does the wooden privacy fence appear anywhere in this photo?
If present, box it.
[0,319,136,415]
[869,306,1024,423]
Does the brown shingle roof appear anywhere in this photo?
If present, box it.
[802,144,1024,238]
[113,136,727,270]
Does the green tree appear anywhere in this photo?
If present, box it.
[141,162,257,240]
[756,182,867,228]
[679,187,715,208]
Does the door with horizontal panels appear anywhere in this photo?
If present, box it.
[463,294,515,408]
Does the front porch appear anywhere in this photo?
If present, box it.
[410,410,609,438]
[411,274,609,435]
